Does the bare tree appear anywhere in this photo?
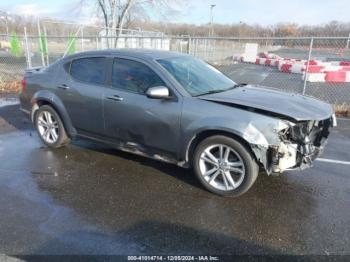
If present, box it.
[98,0,133,43]
[94,0,183,47]
[2,6,350,39]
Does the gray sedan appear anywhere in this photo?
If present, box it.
[19,49,336,196]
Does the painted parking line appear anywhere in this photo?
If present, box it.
[337,117,350,121]
[316,158,350,165]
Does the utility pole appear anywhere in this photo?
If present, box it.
[209,4,216,37]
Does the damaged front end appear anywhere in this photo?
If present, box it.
[268,115,336,174]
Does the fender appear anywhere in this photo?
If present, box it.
[180,116,252,161]
[182,127,245,160]
[31,90,77,137]
[179,116,275,172]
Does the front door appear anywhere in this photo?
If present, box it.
[103,58,182,158]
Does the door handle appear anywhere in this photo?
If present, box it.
[57,84,70,90]
[106,95,123,101]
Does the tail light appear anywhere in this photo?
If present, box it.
[21,78,26,93]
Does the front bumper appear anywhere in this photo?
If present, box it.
[270,116,333,173]
[271,140,327,173]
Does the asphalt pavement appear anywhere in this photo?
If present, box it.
[0,102,349,258]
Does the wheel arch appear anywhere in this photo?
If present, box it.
[184,129,260,168]
[31,91,77,137]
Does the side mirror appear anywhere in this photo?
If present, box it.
[146,86,170,99]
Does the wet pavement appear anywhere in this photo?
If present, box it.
[0,103,350,256]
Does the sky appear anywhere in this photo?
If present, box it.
[1,0,349,26]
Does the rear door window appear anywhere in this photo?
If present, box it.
[70,57,107,85]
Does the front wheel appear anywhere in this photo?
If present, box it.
[34,105,70,148]
[193,135,259,197]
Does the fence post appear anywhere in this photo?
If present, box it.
[187,36,191,54]
[81,27,84,51]
[23,27,32,68]
[303,37,314,95]
[346,32,350,49]
[37,19,45,67]
[43,26,49,65]
[63,26,82,58]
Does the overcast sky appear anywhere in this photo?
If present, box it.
[1,0,349,26]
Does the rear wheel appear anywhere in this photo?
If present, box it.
[193,135,259,197]
[34,105,70,148]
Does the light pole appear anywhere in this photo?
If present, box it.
[209,4,216,37]
[238,21,243,38]
[238,21,243,44]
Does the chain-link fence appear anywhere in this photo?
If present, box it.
[215,37,350,108]
[1,34,350,109]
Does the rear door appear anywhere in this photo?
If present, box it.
[54,57,108,136]
[103,57,182,158]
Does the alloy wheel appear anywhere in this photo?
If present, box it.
[37,111,59,144]
[198,144,246,191]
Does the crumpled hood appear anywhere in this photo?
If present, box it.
[199,85,333,121]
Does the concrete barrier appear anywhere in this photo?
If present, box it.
[233,52,350,82]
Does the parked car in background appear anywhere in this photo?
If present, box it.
[20,49,336,196]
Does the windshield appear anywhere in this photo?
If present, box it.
[157,56,236,96]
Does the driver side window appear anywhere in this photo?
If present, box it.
[112,58,165,94]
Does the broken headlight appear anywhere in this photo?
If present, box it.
[276,120,295,132]
[276,120,295,142]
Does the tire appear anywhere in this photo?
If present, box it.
[193,135,259,197]
[34,105,70,148]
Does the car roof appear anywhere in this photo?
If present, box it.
[63,48,188,61]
